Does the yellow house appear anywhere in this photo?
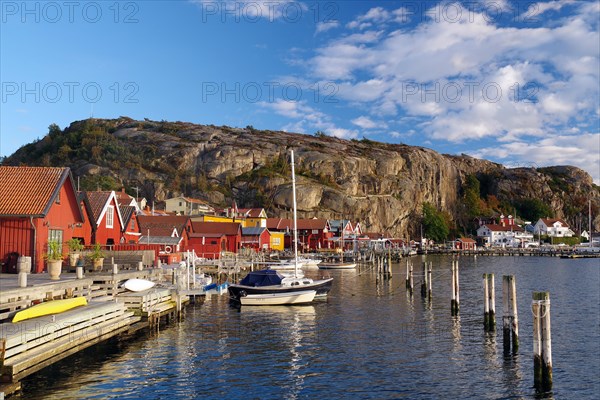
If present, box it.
[238,208,267,228]
[270,231,285,251]
[196,215,235,223]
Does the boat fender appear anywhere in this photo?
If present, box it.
[239,290,247,297]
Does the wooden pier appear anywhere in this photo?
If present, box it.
[0,268,191,397]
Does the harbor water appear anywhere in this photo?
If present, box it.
[16,256,600,399]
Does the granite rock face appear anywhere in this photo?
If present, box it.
[6,118,599,238]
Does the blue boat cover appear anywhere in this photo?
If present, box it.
[239,269,283,287]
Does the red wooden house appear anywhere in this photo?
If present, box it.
[81,191,124,246]
[0,166,86,273]
[241,227,271,251]
[266,218,332,250]
[120,205,141,244]
[137,215,192,252]
[190,221,241,254]
[455,237,477,250]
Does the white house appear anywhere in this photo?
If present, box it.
[533,218,574,237]
[477,223,533,247]
[165,196,214,216]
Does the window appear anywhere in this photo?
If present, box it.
[130,220,135,230]
[48,229,63,247]
[55,191,60,204]
[179,202,183,207]
[106,205,114,228]
[273,238,281,245]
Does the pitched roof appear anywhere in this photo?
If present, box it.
[137,215,190,236]
[191,221,241,235]
[82,191,124,228]
[457,237,477,243]
[242,227,268,236]
[539,218,569,227]
[266,218,292,230]
[480,224,524,232]
[238,208,266,218]
[266,218,329,231]
[0,166,80,217]
[138,236,182,245]
[119,206,137,227]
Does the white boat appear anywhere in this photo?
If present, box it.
[318,262,356,270]
[228,151,333,304]
[122,278,155,292]
[239,290,316,306]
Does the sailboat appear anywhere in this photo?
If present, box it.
[228,150,334,305]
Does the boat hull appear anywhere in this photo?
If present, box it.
[318,262,356,270]
[228,278,333,301]
[239,290,316,306]
[12,297,88,323]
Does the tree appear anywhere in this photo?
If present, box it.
[462,174,481,217]
[422,202,449,243]
[513,198,553,222]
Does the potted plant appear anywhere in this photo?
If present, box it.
[66,238,84,267]
[45,239,65,280]
[90,243,105,271]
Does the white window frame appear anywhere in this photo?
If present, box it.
[106,205,114,228]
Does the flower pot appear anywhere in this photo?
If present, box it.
[69,253,80,267]
[47,259,63,280]
[93,257,104,271]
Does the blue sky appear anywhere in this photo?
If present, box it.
[1,0,599,183]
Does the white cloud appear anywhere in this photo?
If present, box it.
[260,99,358,139]
[472,133,600,184]
[315,21,339,34]
[351,116,378,129]
[520,0,576,19]
[347,7,391,29]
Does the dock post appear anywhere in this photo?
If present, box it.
[451,260,460,315]
[387,247,392,277]
[420,262,428,298]
[533,291,552,392]
[76,265,83,279]
[405,260,410,289]
[483,273,495,331]
[113,263,118,274]
[138,261,143,271]
[409,262,413,293]
[427,262,432,300]
[503,275,519,354]
[483,273,489,329]
[18,271,27,288]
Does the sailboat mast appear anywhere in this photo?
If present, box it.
[291,150,299,276]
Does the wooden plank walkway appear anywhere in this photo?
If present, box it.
[0,268,189,397]
[0,301,139,383]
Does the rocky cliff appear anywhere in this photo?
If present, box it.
[5,117,599,238]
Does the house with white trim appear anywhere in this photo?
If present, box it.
[533,218,574,237]
[477,217,533,248]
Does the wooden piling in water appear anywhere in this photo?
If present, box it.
[483,273,495,331]
[421,262,428,297]
[427,262,432,300]
[533,291,552,392]
[483,273,489,329]
[387,247,393,277]
[405,260,414,293]
[451,260,460,315]
[502,275,519,354]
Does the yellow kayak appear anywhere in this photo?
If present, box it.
[12,297,88,323]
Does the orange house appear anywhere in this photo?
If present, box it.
[0,166,86,273]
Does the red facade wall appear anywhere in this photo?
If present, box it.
[94,198,122,246]
[123,214,140,244]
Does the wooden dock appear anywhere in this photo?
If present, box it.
[0,268,191,397]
